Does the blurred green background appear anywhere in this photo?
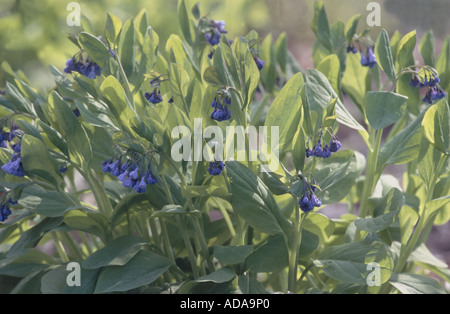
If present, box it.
[1,0,449,91]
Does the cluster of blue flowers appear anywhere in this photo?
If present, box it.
[360,47,377,68]
[347,44,358,54]
[0,197,18,222]
[145,77,164,104]
[210,94,232,122]
[1,125,25,178]
[1,147,25,177]
[64,56,102,79]
[409,71,447,104]
[207,160,225,176]
[102,155,157,193]
[299,184,322,213]
[145,88,163,104]
[204,20,228,46]
[306,134,342,159]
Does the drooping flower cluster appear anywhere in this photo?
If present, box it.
[409,69,447,105]
[204,20,228,46]
[298,181,322,213]
[207,160,225,176]
[210,93,232,122]
[1,125,25,177]
[1,150,25,177]
[253,55,265,71]
[145,77,164,104]
[0,197,18,222]
[347,44,358,54]
[306,133,342,159]
[102,154,157,193]
[360,47,377,68]
[64,54,102,79]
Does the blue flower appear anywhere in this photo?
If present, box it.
[423,86,447,104]
[298,190,322,213]
[347,45,357,54]
[204,20,228,46]
[254,56,265,71]
[306,134,341,158]
[329,137,342,153]
[133,177,147,193]
[59,165,68,173]
[207,160,225,176]
[129,165,139,180]
[102,158,114,173]
[1,154,25,177]
[64,56,102,79]
[145,88,163,104]
[109,159,122,177]
[144,164,158,185]
[360,47,377,68]
[422,73,440,87]
[0,202,11,222]
[73,108,81,117]
[210,96,231,122]
[409,75,421,88]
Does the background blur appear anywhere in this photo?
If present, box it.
[1,0,449,90]
[1,0,449,263]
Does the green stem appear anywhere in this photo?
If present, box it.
[160,218,183,282]
[160,176,200,279]
[52,233,69,262]
[359,128,383,218]
[288,203,308,293]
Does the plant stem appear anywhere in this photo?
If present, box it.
[288,202,308,293]
[359,128,383,218]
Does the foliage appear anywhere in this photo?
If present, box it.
[0,0,449,294]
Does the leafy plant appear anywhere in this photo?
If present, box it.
[0,0,448,294]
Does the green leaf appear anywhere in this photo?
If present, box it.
[396,30,416,69]
[94,250,170,293]
[365,91,408,130]
[63,208,110,242]
[264,72,304,154]
[316,54,341,97]
[311,1,333,52]
[177,0,195,45]
[18,185,78,217]
[342,52,370,113]
[20,135,62,187]
[305,69,370,147]
[314,241,394,285]
[78,32,111,68]
[375,29,396,82]
[436,36,450,90]
[398,206,419,247]
[244,234,289,273]
[118,19,135,77]
[9,217,64,255]
[227,161,292,236]
[100,75,137,134]
[203,66,225,87]
[212,245,254,265]
[312,150,365,204]
[422,100,450,155]
[82,236,147,269]
[195,268,237,284]
[41,264,100,294]
[377,110,425,169]
[344,14,361,43]
[419,30,435,67]
[389,273,446,294]
[45,91,92,168]
[105,13,123,48]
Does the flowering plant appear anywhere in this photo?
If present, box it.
[0,1,449,295]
